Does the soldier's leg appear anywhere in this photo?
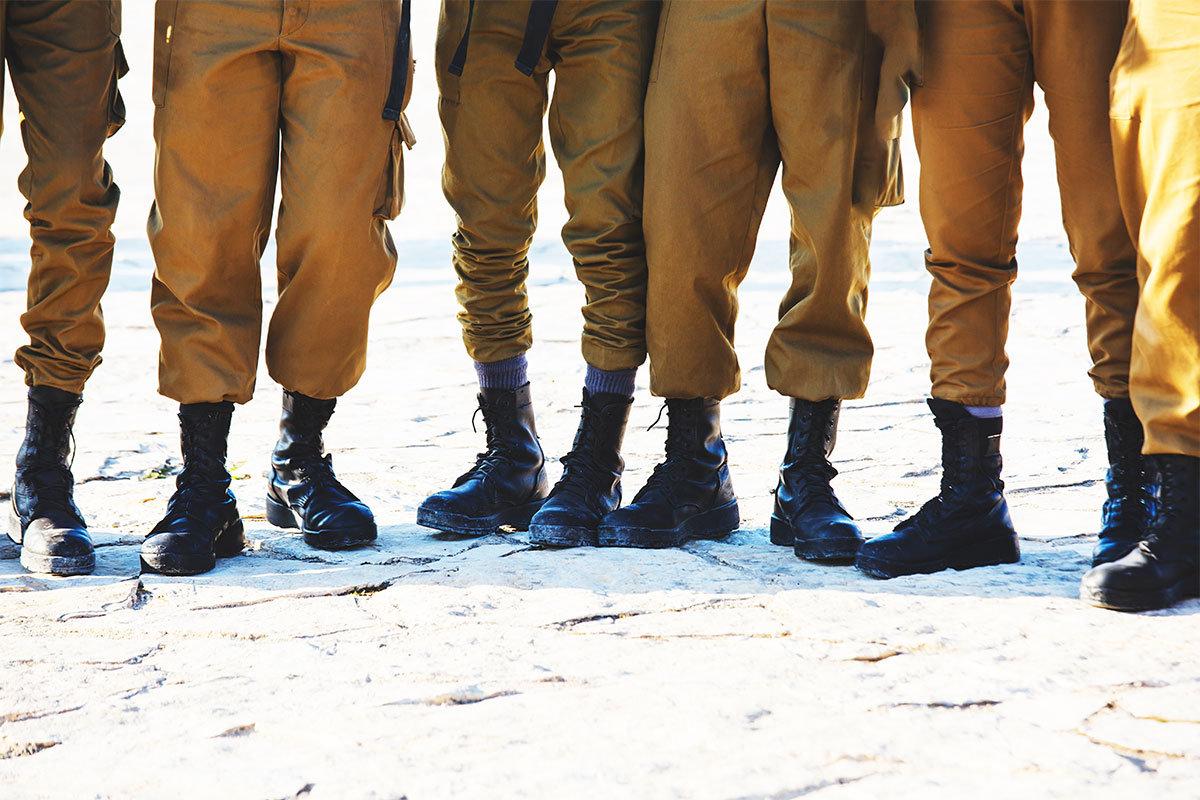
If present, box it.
[600,0,777,548]
[766,0,879,562]
[3,0,124,575]
[1027,0,1151,566]
[1082,0,1200,612]
[262,0,410,551]
[416,0,553,537]
[528,1,658,547]
[143,1,283,576]
[857,0,1029,579]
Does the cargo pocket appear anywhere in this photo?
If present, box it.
[153,1,180,108]
[374,117,416,220]
[107,39,130,138]
[110,0,122,36]
[649,0,674,84]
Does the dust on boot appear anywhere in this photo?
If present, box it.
[1093,398,1154,566]
[1081,454,1199,612]
[770,398,863,561]
[142,402,244,576]
[265,390,376,550]
[598,398,738,548]
[856,399,1019,578]
[417,383,549,535]
[8,386,93,576]
[529,389,632,547]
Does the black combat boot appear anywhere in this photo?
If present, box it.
[529,389,633,547]
[1081,454,1198,612]
[8,386,93,575]
[1093,398,1154,566]
[856,399,1019,578]
[417,383,550,535]
[265,390,376,550]
[770,398,863,561]
[142,402,244,575]
[598,398,738,548]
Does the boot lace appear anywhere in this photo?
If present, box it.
[632,402,694,504]
[457,399,519,485]
[902,416,969,529]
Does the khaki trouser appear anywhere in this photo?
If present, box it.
[645,0,901,402]
[149,0,409,404]
[2,0,125,394]
[436,0,657,371]
[914,0,1137,406]
[1110,0,1200,457]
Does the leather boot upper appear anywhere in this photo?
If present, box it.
[11,386,90,559]
[601,398,735,533]
[531,389,632,533]
[772,398,862,552]
[1094,398,1154,566]
[267,390,374,542]
[420,383,549,520]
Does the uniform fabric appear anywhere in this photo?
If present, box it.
[436,0,657,371]
[2,0,125,393]
[645,0,901,402]
[149,0,409,404]
[1109,0,1200,457]
[913,0,1137,406]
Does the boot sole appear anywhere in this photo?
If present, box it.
[528,523,597,548]
[1081,576,1200,612]
[597,501,740,549]
[768,515,862,562]
[264,494,377,550]
[140,519,245,576]
[856,534,1020,579]
[7,506,95,576]
[415,498,546,536]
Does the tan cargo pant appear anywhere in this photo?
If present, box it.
[914,0,1137,407]
[1110,0,1200,457]
[436,0,657,371]
[645,0,901,402]
[150,0,410,404]
[2,0,126,394]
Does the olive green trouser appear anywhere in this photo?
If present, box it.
[2,0,125,394]
[645,0,899,402]
[149,0,409,404]
[436,0,657,371]
[1110,0,1200,457]
[913,0,1138,407]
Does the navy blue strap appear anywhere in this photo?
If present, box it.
[383,0,413,121]
[447,0,476,77]
[514,0,558,76]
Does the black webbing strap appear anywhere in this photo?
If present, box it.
[514,0,558,76]
[447,0,476,77]
[383,0,413,120]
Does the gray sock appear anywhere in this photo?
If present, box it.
[474,353,528,391]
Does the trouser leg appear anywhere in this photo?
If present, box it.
[148,0,280,405]
[644,0,777,401]
[766,0,874,401]
[1028,0,1137,401]
[268,0,403,399]
[437,0,548,365]
[913,0,1032,407]
[545,1,658,372]
[1110,0,1200,458]
[5,0,124,394]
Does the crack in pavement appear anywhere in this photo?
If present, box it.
[545,596,768,632]
[729,775,870,799]
[0,740,60,759]
[0,705,84,725]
